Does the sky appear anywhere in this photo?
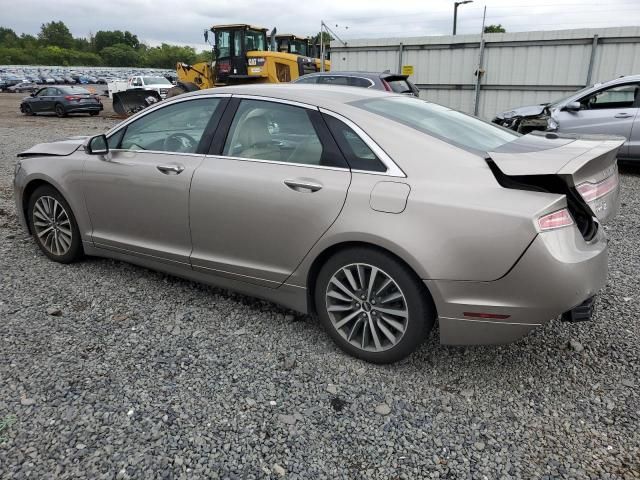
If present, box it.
[2,0,640,50]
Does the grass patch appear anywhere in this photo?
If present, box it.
[0,414,16,443]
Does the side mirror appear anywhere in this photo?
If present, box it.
[565,101,581,112]
[30,92,36,97]
[86,134,109,155]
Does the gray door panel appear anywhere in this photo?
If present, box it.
[189,157,351,286]
[627,111,640,159]
[556,109,635,157]
[83,150,203,264]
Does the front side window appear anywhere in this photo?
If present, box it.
[354,96,518,154]
[581,83,638,109]
[215,30,231,58]
[318,76,349,86]
[36,88,49,97]
[116,98,221,153]
[223,99,324,165]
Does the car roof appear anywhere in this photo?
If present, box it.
[181,84,404,111]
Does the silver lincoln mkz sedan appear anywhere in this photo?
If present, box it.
[14,85,622,363]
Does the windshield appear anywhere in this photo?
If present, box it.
[354,96,519,153]
[245,30,266,51]
[290,40,308,56]
[548,84,595,108]
[142,76,171,85]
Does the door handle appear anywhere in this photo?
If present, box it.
[614,113,633,118]
[284,179,323,193]
[157,164,185,175]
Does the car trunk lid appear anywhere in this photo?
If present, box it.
[488,132,624,227]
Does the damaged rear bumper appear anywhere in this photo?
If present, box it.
[426,226,608,345]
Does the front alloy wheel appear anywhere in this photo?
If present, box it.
[315,247,435,363]
[27,185,82,263]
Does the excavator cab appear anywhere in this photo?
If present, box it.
[269,34,310,57]
[212,24,268,84]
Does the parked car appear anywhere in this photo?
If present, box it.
[14,85,622,363]
[293,71,420,96]
[493,75,640,161]
[8,81,38,93]
[20,86,103,117]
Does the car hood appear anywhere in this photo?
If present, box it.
[495,104,547,120]
[17,136,88,157]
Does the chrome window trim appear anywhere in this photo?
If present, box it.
[206,154,350,172]
[109,149,206,158]
[105,93,232,138]
[230,94,318,110]
[319,108,406,178]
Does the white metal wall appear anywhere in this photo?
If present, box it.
[330,27,640,119]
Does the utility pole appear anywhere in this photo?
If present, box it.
[453,0,473,35]
[319,20,348,72]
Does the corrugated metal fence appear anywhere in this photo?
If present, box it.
[330,27,640,119]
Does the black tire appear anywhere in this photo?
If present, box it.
[22,104,34,116]
[314,247,436,364]
[89,111,99,116]
[27,185,83,263]
[54,103,66,118]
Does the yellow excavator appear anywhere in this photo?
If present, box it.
[171,24,330,96]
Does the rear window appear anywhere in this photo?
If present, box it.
[353,96,518,153]
[385,79,413,94]
[60,86,90,94]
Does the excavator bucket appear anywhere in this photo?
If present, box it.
[112,89,162,117]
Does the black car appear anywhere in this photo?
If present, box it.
[20,86,104,117]
[292,71,420,96]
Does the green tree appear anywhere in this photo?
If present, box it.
[313,31,334,45]
[143,43,197,69]
[99,43,140,66]
[484,24,506,33]
[38,21,74,48]
[0,27,19,47]
[94,30,139,52]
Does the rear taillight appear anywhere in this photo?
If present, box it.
[381,79,392,92]
[218,61,231,74]
[576,173,618,203]
[64,95,80,101]
[538,208,574,231]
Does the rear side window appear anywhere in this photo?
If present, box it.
[323,114,386,172]
[350,77,373,88]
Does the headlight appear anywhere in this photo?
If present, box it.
[547,116,558,131]
[502,111,516,119]
[14,159,22,176]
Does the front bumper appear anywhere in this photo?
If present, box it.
[427,225,608,345]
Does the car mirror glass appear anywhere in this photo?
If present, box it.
[565,101,581,112]
[86,134,109,155]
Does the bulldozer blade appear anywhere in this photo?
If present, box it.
[112,89,162,117]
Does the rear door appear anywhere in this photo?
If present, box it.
[556,82,639,157]
[189,97,351,287]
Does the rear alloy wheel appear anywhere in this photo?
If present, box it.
[315,247,435,363]
[27,186,82,263]
[55,103,66,118]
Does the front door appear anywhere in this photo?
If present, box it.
[189,98,351,286]
[556,82,640,158]
[84,97,224,265]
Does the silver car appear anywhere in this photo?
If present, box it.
[494,75,640,160]
[14,85,623,363]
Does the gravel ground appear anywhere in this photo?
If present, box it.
[0,95,639,479]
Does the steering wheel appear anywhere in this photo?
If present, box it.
[163,132,197,153]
